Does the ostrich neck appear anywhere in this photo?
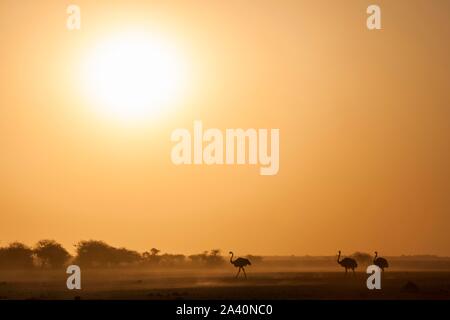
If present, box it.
[230,253,234,263]
[337,253,341,263]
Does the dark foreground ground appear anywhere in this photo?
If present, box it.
[1,270,450,300]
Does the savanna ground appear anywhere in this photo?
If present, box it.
[1,267,450,300]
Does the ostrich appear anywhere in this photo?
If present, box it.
[229,251,251,279]
[337,251,357,275]
[373,251,389,272]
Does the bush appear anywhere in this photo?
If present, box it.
[351,252,373,266]
[189,249,225,267]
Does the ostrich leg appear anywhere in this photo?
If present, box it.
[242,267,247,279]
[236,267,241,278]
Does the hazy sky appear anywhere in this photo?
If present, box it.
[1,0,449,255]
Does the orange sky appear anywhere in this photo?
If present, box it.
[1,0,449,256]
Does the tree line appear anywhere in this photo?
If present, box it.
[0,240,261,269]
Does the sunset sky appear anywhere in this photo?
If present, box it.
[1,0,449,256]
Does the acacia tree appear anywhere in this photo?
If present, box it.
[74,240,141,267]
[34,240,71,268]
[0,242,34,269]
[142,247,162,265]
[150,248,160,256]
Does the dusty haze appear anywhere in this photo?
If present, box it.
[1,0,450,256]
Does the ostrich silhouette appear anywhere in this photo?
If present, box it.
[337,251,357,275]
[229,251,251,279]
[373,251,389,272]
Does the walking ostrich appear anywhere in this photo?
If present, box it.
[373,251,389,272]
[337,251,357,275]
[229,251,251,279]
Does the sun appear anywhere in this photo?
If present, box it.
[82,31,186,124]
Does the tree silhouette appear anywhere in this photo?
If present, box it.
[208,249,225,266]
[74,240,140,267]
[34,240,71,268]
[142,247,162,265]
[0,242,34,269]
[189,249,225,267]
[150,248,160,256]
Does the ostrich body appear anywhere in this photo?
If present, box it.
[337,251,357,275]
[229,251,251,278]
[373,251,389,271]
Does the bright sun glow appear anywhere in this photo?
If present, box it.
[82,31,186,124]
